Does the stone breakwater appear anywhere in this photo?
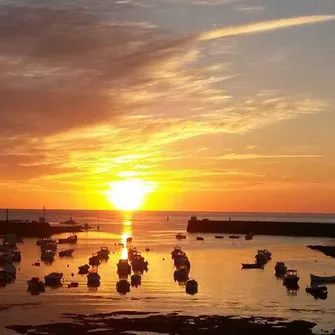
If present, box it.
[187,218,335,237]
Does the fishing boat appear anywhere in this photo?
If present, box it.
[131,253,148,272]
[58,249,74,257]
[171,246,183,259]
[215,235,224,239]
[241,263,264,269]
[283,269,300,287]
[229,235,240,239]
[36,238,56,246]
[174,265,189,282]
[196,236,204,241]
[185,279,198,294]
[176,233,186,240]
[60,216,77,225]
[310,274,335,283]
[274,262,287,275]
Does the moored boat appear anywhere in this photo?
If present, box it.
[117,259,131,276]
[241,263,264,269]
[78,264,90,274]
[87,271,101,287]
[196,236,204,241]
[310,274,335,283]
[59,249,74,257]
[176,233,186,240]
[283,269,299,287]
[89,254,101,266]
[215,235,224,239]
[27,277,45,294]
[171,246,183,259]
[229,235,240,239]
[174,265,189,282]
[185,279,198,294]
[58,234,78,244]
[116,279,130,294]
[60,216,77,225]
[245,232,255,240]
[275,262,287,275]
[131,273,141,287]
[41,249,55,261]
[44,272,63,286]
[97,246,110,259]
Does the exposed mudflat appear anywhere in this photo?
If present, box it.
[7,311,318,335]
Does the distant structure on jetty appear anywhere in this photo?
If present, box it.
[0,209,82,237]
[187,216,335,238]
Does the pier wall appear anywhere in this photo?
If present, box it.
[187,219,335,237]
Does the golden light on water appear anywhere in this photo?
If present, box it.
[120,219,132,260]
[106,179,155,211]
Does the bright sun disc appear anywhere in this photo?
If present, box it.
[106,179,153,211]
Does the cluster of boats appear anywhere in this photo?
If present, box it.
[0,234,22,286]
[176,232,255,241]
[36,234,77,262]
[171,246,198,294]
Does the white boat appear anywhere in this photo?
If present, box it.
[41,249,55,261]
[310,274,335,283]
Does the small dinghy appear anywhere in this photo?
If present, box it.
[196,237,204,241]
[215,235,224,239]
[59,249,74,257]
[241,263,264,269]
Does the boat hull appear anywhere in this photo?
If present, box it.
[310,274,335,283]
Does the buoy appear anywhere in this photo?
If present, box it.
[67,264,69,267]
[163,258,165,261]
[71,273,74,277]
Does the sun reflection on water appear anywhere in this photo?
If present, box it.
[120,218,132,260]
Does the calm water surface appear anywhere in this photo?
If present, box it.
[0,210,335,333]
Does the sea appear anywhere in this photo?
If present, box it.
[1,209,335,334]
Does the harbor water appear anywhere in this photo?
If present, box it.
[0,210,335,333]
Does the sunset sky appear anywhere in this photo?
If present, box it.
[1,0,334,212]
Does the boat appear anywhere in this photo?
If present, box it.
[229,235,240,239]
[175,233,186,240]
[128,247,138,261]
[131,273,141,287]
[283,269,300,287]
[0,252,12,264]
[89,254,101,266]
[87,271,101,287]
[60,216,77,225]
[3,234,23,245]
[174,254,191,271]
[41,249,55,261]
[116,279,130,294]
[0,270,13,283]
[58,234,78,244]
[215,235,224,239]
[185,279,198,294]
[10,247,21,262]
[69,281,79,288]
[40,242,57,252]
[58,249,74,257]
[126,237,133,243]
[36,238,56,246]
[117,259,131,276]
[255,249,271,264]
[97,246,110,259]
[241,263,264,269]
[310,274,335,283]
[44,272,63,286]
[306,285,328,299]
[274,262,287,275]
[245,232,255,240]
[27,277,45,294]
[174,266,189,282]
[78,264,90,274]
[171,246,183,259]
[145,247,151,252]
[196,237,204,241]
[131,253,148,272]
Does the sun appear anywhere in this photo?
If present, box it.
[106,179,153,211]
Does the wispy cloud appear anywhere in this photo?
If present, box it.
[217,153,323,160]
[197,16,335,41]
